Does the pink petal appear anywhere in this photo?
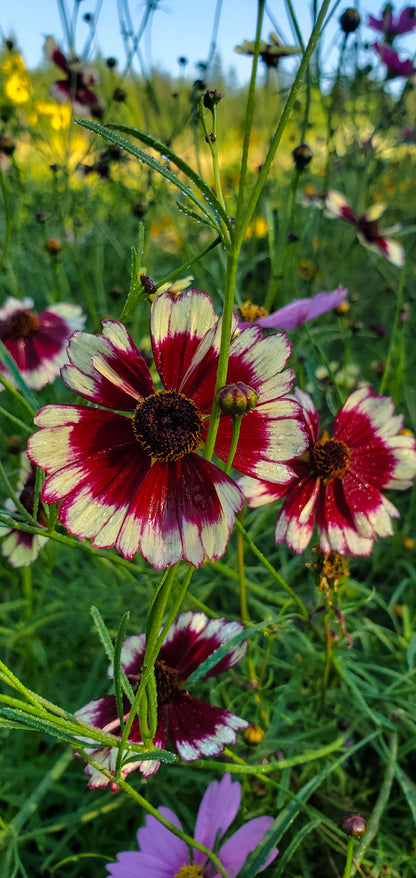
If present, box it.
[159,612,246,679]
[151,290,217,392]
[168,692,248,761]
[251,286,348,330]
[62,320,154,411]
[137,807,187,871]
[117,454,243,568]
[193,774,241,860]
[107,851,174,878]
[218,817,278,877]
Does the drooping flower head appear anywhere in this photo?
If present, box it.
[235,32,301,68]
[368,5,416,40]
[106,772,278,877]
[76,611,248,789]
[372,40,416,76]
[325,191,405,267]
[28,290,306,569]
[0,297,85,391]
[239,387,416,556]
[238,286,348,331]
[1,453,48,568]
[44,37,102,114]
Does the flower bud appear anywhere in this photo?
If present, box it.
[140,274,157,295]
[340,8,361,34]
[292,143,313,171]
[243,724,265,745]
[340,812,367,838]
[0,134,15,155]
[216,382,258,416]
[112,87,126,103]
[203,89,222,110]
[106,57,117,68]
[45,238,62,255]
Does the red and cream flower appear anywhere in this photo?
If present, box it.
[325,190,404,267]
[28,290,306,569]
[76,611,248,789]
[1,453,48,568]
[0,297,85,391]
[239,386,416,556]
[44,37,102,115]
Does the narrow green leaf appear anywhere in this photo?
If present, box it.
[273,817,321,877]
[75,119,226,235]
[187,621,273,682]
[113,611,131,731]
[0,339,38,411]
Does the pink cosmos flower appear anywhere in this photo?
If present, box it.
[0,297,85,391]
[27,290,306,569]
[368,6,416,39]
[106,772,278,877]
[373,41,416,75]
[239,387,416,556]
[1,454,48,568]
[44,37,102,114]
[76,611,248,789]
[325,191,405,267]
[239,286,348,331]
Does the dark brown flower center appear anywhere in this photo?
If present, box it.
[357,215,381,243]
[131,659,182,707]
[132,390,203,462]
[310,431,350,482]
[5,310,41,340]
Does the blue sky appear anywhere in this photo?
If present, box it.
[1,1,413,84]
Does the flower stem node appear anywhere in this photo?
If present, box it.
[216,382,259,416]
[340,8,361,34]
[292,143,313,171]
[340,812,367,838]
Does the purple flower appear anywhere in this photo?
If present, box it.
[0,297,85,391]
[106,773,278,877]
[75,612,248,789]
[239,287,348,331]
[368,6,416,38]
[373,41,416,76]
[44,37,102,114]
[1,454,48,568]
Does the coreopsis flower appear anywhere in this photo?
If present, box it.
[44,37,102,114]
[28,290,306,569]
[325,191,405,267]
[238,287,348,331]
[372,41,416,75]
[106,772,278,876]
[239,386,416,556]
[368,5,416,40]
[1,454,48,568]
[235,32,300,68]
[76,612,248,788]
[0,297,85,391]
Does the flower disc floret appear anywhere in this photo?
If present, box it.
[132,390,203,461]
[4,310,41,339]
[310,432,350,481]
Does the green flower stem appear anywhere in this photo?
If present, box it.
[319,604,334,717]
[237,522,259,689]
[22,566,33,620]
[0,164,11,274]
[235,0,333,249]
[117,565,179,764]
[234,518,308,619]
[303,324,344,408]
[379,259,407,398]
[199,99,227,219]
[0,460,37,528]
[154,565,195,655]
[343,836,355,878]
[203,251,239,461]
[224,417,242,475]
[198,733,348,774]
[0,515,141,575]
[0,406,32,434]
[234,0,266,234]
[83,755,231,878]
[351,732,398,876]
[0,373,36,418]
